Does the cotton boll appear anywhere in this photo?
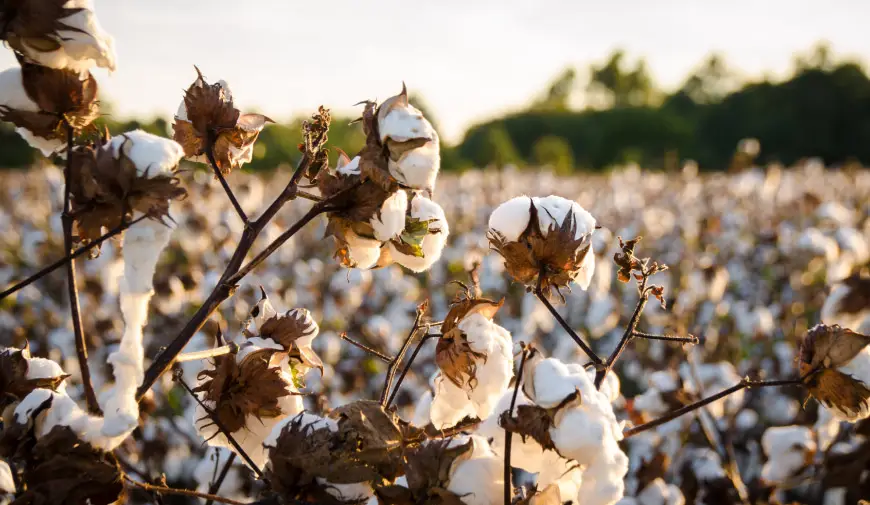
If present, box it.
[446,435,503,505]
[536,452,583,499]
[389,132,440,191]
[488,196,533,242]
[532,196,597,240]
[411,390,434,427]
[107,130,185,176]
[0,459,14,494]
[637,478,685,505]
[430,374,480,429]
[575,444,629,505]
[371,190,408,242]
[760,426,815,484]
[343,231,384,270]
[526,358,592,409]
[0,68,65,156]
[25,357,67,394]
[12,0,116,72]
[479,390,547,473]
[389,193,449,272]
[379,101,436,143]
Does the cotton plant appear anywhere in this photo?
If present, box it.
[429,293,513,429]
[0,0,116,72]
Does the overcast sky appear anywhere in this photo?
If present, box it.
[2,0,868,142]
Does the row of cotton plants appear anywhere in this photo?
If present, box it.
[2,2,870,505]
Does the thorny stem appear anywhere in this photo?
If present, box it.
[175,343,238,363]
[176,372,265,478]
[504,346,530,505]
[204,452,237,505]
[0,216,146,300]
[631,330,699,344]
[137,135,331,400]
[623,378,803,438]
[124,475,246,505]
[61,122,100,414]
[380,307,426,406]
[534,288,603,365]
[386,334,438,407]
[205,130,248,223]
[341,333,393,363]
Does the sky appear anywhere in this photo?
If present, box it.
[2,0,869,142]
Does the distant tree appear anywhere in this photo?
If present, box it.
[680,54,736,104]
[794,42,835,73]
[471,125,521,167]
[587,50,658,108]
[531,135,574,173]
[531,68,577,111]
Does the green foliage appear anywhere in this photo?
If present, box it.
[531,135,575,174]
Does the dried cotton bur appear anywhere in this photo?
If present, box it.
[799,323,870,421]
[320,85,448,272]
[173,67,273,174]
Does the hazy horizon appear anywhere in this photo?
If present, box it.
[2,0,868,142]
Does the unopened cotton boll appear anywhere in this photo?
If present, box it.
[760,426,815,484]
[388,192,449,272]
[3,0,116,71]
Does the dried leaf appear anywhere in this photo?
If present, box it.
[327,400,405,483]
[799,324,870,371]
[441,296,504,334]
[499,405,556,451]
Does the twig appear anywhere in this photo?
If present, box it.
[137,129,332,400]
[623,378,803,438]
[175,371,264,478]
[631,330,698,344]
[295,189,323,202]
[176,343,238,363]
[594,286,649,388]
[205,132,248,223]
[340,333,393,363]
[205,452,237,505]
[534,287,602,365]
[380,305,427,406]
[61,122,100,414]
[0,215,146,300]
[504,346,530,505]
[124,475,246,505]
[386,334,437,407]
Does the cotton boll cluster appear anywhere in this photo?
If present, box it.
[430,297,513,428]
[0,68,66,156]
[760,426,815,484]
[488,195,597,296]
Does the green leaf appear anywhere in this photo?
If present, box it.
[395,217,436,258]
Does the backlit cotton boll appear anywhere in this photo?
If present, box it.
[760,426,815,484]
[0,65,99,156]
[0,0,116,71]
[376,85,440,192]
[240,290,324,373]
[444,435,503,505]
[488,195,596,298]
[194,347,303,469]
[799,324,870,421]
[387,192,449,272]
[431,297,512,429]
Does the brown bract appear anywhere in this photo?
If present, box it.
[374,438,473,505]
[0,348,68,410]
[267,404,406,504]
[799,324,870,417]
[488,200,592,300]
[0,0,85,55]
[0,60,98,140]
[10,425,123,505]
[68,136,186,246]
[193,349,291,433]
[260,313,317,351]
[499,389,581,455]
[172,67,272,175]
[435,330,486,390]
